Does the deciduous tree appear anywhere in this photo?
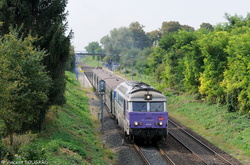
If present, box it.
[0,31,51,144]
[198,31,229,103]
[0,0,72,106]
[222,26,250,113]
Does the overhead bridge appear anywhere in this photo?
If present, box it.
[75,51,119,57]
[75,51,106,56]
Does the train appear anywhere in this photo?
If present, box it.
[85,66,168,143]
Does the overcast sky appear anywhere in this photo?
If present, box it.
[66,0,250,51]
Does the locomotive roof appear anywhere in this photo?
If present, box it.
[92,68,125,90]
[117,81,162,95]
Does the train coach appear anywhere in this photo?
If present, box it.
[91,67,168,143]
[92,68,125,114]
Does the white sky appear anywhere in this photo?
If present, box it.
[66,0,250,51]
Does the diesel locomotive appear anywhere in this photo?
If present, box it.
[90,67,168,143]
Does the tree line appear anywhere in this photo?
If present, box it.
[86,13,249,114]
[0,0,74,144]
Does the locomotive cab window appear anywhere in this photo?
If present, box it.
[132,102,147,112]
[150,102,165,112]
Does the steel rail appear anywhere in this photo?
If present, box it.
[157,145,176,165]
[133,144,151,165]
[168,132,207,165]
[169,119,232,165]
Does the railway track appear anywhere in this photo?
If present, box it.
[168,119,232,165]
[133,143,175,165]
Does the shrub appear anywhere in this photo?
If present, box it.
[18,142,47,161]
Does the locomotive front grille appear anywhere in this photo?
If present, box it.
[130,128,167,139]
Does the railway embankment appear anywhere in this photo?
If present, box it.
[0,71,114,164]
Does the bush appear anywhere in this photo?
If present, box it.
[18,142,47,161]
[0,139,7,160]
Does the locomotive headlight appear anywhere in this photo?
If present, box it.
[134,121,139,126]
[158,122,163,126]
[144,94,152,100]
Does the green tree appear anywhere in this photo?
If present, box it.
[157,32,186,90]
[215,13,250,32]
[177,30,203,93]
[0,0,72,106]
[66,45,76,72]
[0,31,51,144]
[147,30,162,46]
[85,41,103,60]
[129,22,151,49]
[147,47,167,73]
[100,27,134,62]
[198,31,229,103]
[161,21,182,34]
[199,22,214,31]
[134,47,153,75]
[222,26,250,113]
[182,25,195,32]
[85,41,102,53]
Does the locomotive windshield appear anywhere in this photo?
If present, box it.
[132,101,165,112]
[132,102,147,112]
[150,102,164,112]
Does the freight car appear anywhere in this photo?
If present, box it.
[91,68,168,143]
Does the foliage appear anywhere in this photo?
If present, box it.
[100,27,134,57]
[129,22,151,49]
[199,22,214,31]
[147,47,166,73]
[134,47,153,75]
[66,45,76,72]
[147,30,162,46]
[43,22,71,106]
[0,31,51,145]
[198,31,229,103]
[0,0,73,107]
[85,41,103,61]
[16,72,113,164]
[161,21,194,34]
[95,15,250,114]
[1,72,113,164]
[156,30,198,90]
[161,21,182,34]
[85,41,103,53]
[145,14,250,114]
[178,31,203,93]
[222,26,250,113]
